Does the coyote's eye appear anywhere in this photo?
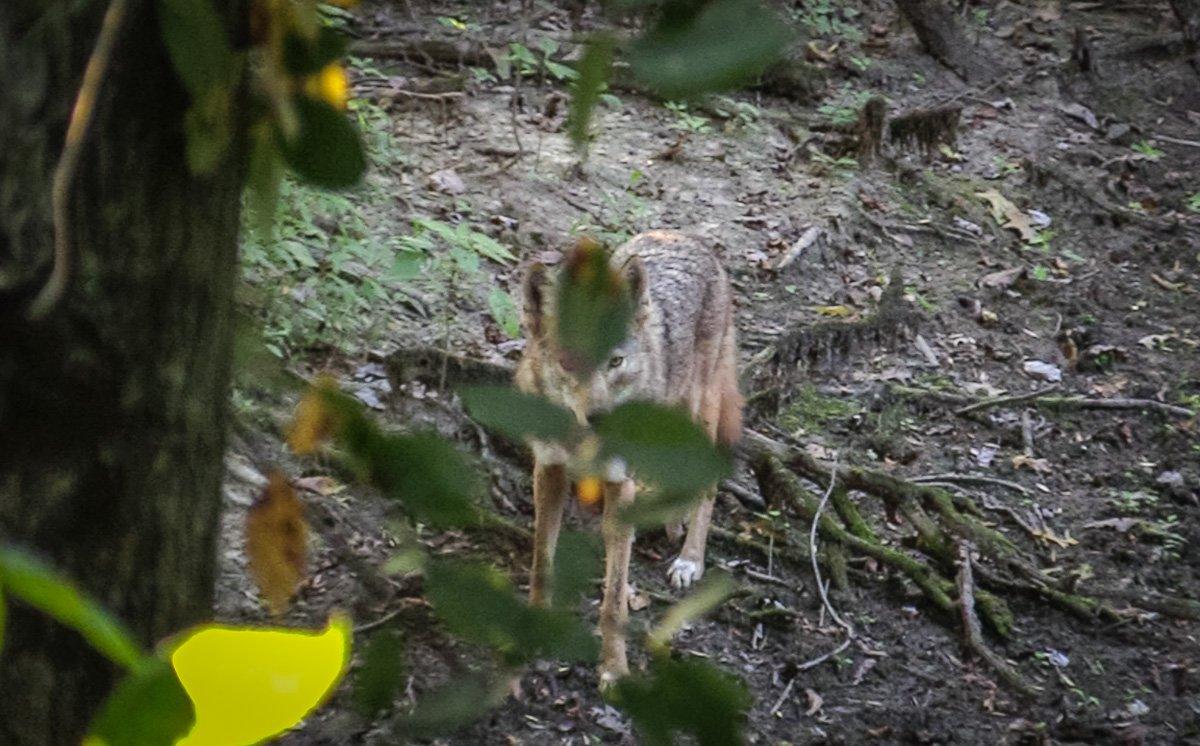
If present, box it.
[608,355,624,369]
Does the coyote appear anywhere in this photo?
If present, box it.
[515,230,743,685]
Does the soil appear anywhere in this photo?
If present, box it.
[220,1,1200,743]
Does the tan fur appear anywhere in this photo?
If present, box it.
[515,230,743,686]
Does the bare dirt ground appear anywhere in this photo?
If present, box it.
[220,0,1200,742]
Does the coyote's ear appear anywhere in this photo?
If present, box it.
[521,263,551,339]
[621,256,647,307]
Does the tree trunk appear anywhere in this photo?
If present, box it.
[0,1,245,742]
[894,0,989,82]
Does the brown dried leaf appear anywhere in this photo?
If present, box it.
[976,189,1038,242]
[978,266,1026,290]
[804,688,824,716]
[1011,453,1052,474]
[246,472,309,616]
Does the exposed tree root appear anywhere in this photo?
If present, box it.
[737,430,1199,694]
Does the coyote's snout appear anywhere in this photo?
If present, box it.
[515,230,743,685]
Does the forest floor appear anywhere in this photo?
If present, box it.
[221,0,1200,743]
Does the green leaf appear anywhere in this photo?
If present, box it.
[593,402,731,494]
[360,433,480,528]
[158,0,238,95]
[388,250,426,281]
[617,487,704,528]
[352,628,405,717]
[183,86,233,174]
[568,35,616,146]
[87,658,196,746]
[556,240,634,375]
[397,674,502,738]
[647,571,735,651]
[487,288,521,338]
[424,559,598,665]
[550,531,601,611]
[628,0,791,99]
[278,97,366,189]
[459,386,575,443]
[611,656,751,746]
[468,232,517,265]
[284,26,349,76]
[0,546,142,670]
[315,387,481,527]
[246,125,285,239]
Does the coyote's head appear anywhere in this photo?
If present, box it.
[518,256,652,424]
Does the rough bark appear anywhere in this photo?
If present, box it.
[893,0,988,82]
[0,0,245,742]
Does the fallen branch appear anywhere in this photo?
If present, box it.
[797,452,855,670]
[956,543,1038,698]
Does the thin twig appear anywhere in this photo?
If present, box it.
[28,0,130,319]
[354,607,405,634]
[911,473,1031,496]
[797,452,855,672]
[955,385,1061,415]
[768,676,797,716]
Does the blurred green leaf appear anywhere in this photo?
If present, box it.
[183,86,233,174]
[397,673,502,738]
[460,386,575,443]
[87,658,195,746]
[617,487,701,528]
[425,559,598,665]
[314,387,480,527]
[278,97,366,189]
[567,34,616,146]
[284,26,349,75]
[352,628,405,717]
[594,402,731,494]
[611,656,751,746]
[647,571,735,651]
[0,546,142,670]
[246,125,285,240]
[487,288,521,339]
[629,0,790,99]
[158,0,239,95]
[556,240,633,375]
[551,531,601,611]
[356,432,480,528]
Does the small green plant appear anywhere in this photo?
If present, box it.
[818,86,873,126]
[1028,228,1056,253]
[1031,265,1051,282]
[710,96,762,131]
[791,0,864,42]
[503,39,579,85]
[664,100,713,133]
[849,55,871,71]
[1131,140,1163,160]
[1186,191,1200,213]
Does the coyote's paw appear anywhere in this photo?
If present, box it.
[598,662,629,691]
[667,557,703,589]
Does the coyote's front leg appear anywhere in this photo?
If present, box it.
[529,460,568,607]
[598,478,635,687]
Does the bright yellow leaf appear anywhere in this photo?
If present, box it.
[169,613,351,745]
[304,63,349,110]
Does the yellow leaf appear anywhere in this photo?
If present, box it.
[304,63,349,110]
[288,376,340,454]
[814,304,854,318]
[169,613,351,745]
[246,472,308,616]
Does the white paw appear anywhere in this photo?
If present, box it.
[667,557,703,589]
[598,665,627,691]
